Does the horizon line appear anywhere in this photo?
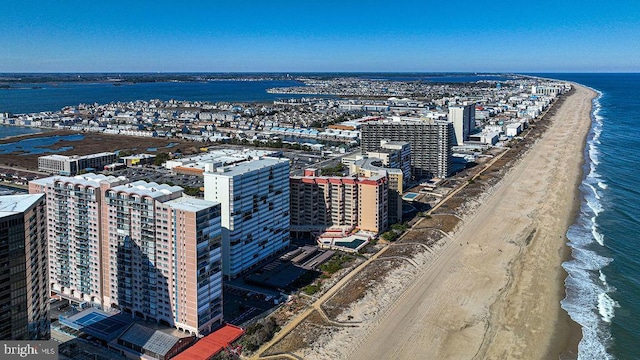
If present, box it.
[1,71,639,75]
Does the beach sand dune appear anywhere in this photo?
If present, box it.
[343,84,595,360]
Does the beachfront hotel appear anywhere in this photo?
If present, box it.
[0,193,50,340]
[204,157,290,278]
[29,174,223,336]
[289,169,389,235]
[360,119,454,179]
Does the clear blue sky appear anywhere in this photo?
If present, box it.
[1,0,639,73]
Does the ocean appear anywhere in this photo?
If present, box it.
[534,74,640,360]
[1,73,637,359]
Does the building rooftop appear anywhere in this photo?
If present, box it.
[30,173,128,188]
[166,148,281,171]
[39,152,115,160]
[0,193,44,219]
[364,117,448,125]
[164,196,219,212]
[205,157,289,177]
[117,323,186,357]
[58,307,132,342]
[120,153,156,160]
[380,140,410,147]
[172,324,244,360]
[110,180,183,198]
[354,157,403,175]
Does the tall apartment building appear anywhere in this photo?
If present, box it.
[0,194,50,340]
[361,119,454,179]
[29,174,126,309]
[103,182,223,335]
[29,174,223,336]
[290,169,358,231]
[351,157,404,225]
[357,175,389,233]
[38,152,117,175]
[204,157,290,278]
[448,104,475,146]
[290,169,388,234]
[367,140,411,184]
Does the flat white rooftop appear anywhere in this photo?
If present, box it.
[164,196,219,212]
[0,193,44,219]
[39,152,115,160]
[205,157,289,177]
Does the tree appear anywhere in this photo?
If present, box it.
[381,231,398,241]
[117,150,134,158]
[154,152,170,166]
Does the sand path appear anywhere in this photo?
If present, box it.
[347,84,595,360]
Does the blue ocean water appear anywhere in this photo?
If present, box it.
[534,74,640,360]
[0,80,305,114]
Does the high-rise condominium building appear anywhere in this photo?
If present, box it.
[448,104,476,146]
[103,182,223,335]
[29,174,223,336]
[204,157,290,278]
[360,119,454,179]
[290,169,389,234]
[0,194,50,340]
[371,140,411,184]
[350,157,403,225]
[29,174,126,308]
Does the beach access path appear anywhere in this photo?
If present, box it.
[347,84,596,360]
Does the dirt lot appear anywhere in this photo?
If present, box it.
[0,130,204,170]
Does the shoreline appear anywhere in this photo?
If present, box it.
[0,124,47,141]
[475,83,596,360]
[344,84,596,360]
[546,83,597,360]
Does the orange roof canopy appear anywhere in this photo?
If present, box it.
[173,324,245,360]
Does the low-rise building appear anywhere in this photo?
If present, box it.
[120,153,156,167]
[38,152,117,175]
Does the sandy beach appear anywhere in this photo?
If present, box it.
[324,84,595,360]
